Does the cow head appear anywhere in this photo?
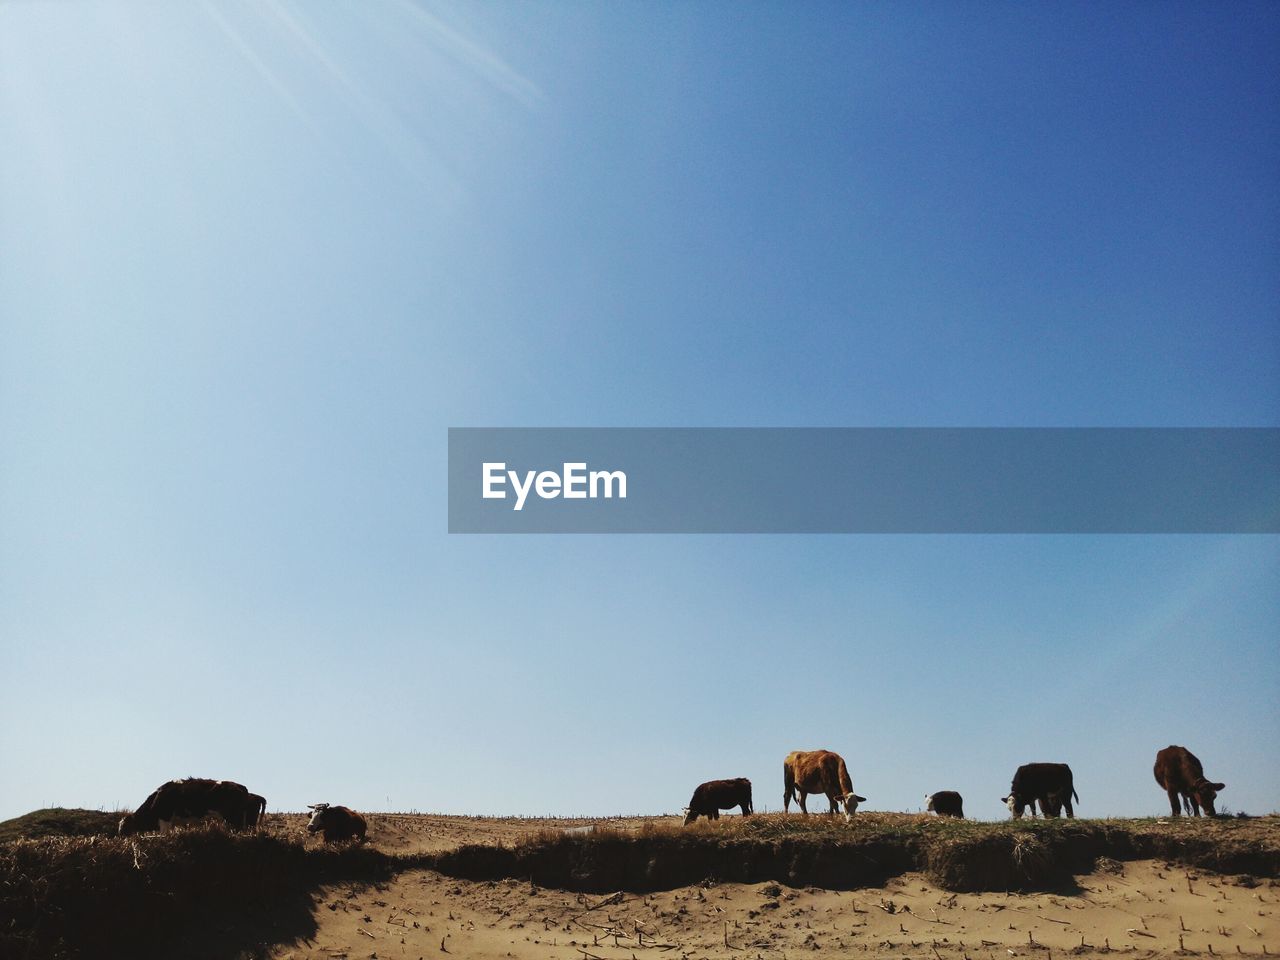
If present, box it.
[1001,794,1029,819]
[1193,779,1225,816]
[681,806,695,826]
[117,814,137,836]
[840,793,866,821]
[306,803,331,833]
[925,794,936,813]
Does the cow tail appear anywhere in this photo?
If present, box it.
[1073,788,1079,804]
[783,762,795,807]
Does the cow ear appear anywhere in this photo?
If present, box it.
[1211,782,1225,791]
[855,795,867,803]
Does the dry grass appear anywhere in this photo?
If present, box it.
[0,808,123,844]
[0,823,401,959]
[463,812,1280,894]
[3,810,1277,958]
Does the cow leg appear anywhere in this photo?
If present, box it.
[1063,796,1074,818]
[1166,788,1181,817]
[1188,794,1202,817]
[797,792,809,815]
[710,809,719,821]
[740,802,750,817]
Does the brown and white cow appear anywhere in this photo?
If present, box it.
[683,778,753,825]
[925,790,965,818]
[783,750,866,822]
[306,803,368,843]
[118,778,264,835]
[1154,745,1224,817]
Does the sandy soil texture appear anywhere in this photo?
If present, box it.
[259,815,1278,960]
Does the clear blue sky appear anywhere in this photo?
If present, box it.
[1,1,1277,822]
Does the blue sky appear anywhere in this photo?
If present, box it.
[1,1,1277,821]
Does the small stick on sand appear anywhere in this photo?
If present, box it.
[584,892,625,912]
[1128,928,1156,939]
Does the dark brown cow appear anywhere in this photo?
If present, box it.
[1154,745,1224,817]
[306,803,368,843]
[925,791,964,818]
[783,750,866,822]
[1002,763,1078,819]
[683,778,753,825]
[118,778,263,835]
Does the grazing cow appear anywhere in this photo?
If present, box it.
[1001,763,1078,819]
[783,750,866,822]
[683,778,753,825]
[925,791,964,818]
[306,803,368,843]
[1154,745,1224,818]
[118,778,264,835]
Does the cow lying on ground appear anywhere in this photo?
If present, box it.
[783,750,866,822]
[1002,763,1078,819]
[119,778,264,835]
[683,778,753,824]
[925,790,964,818]
[307,803,368,843]
[1154,745,1224,817]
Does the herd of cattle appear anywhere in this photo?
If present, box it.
[117,778,365,842]
[114,744,1226,841]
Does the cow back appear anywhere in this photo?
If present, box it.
[788,750,850,795]
[1155,745,1203,791]
[1012,763,1072,796]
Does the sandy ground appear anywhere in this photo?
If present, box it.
[263,815,1279,960]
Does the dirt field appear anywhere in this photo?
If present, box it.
[262,814,1280,960]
